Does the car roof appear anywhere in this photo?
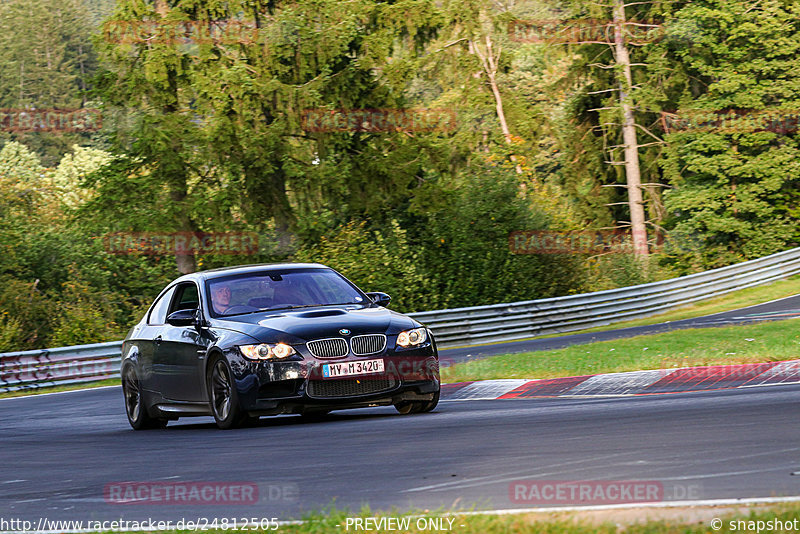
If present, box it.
[173,263,330,284]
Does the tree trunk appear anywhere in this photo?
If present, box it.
[18,60,24,104]
[156,6,196,275]
[169,188,197,274]
[154,0,168,16]
[613,0,648,257]
[472,35,523,174]
[175,252,197,275]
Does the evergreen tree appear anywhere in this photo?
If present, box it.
[660,0,800,268]
[0,0,99,165]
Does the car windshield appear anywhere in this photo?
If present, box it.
[207,268,367,317]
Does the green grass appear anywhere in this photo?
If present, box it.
[83,502,800,533]
[441,317,800,383]
[574,273,800,332]
[275,503,800,533]
[0,378,119,399]
[448,273,800,350]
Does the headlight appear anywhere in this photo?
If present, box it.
[239,343,296,360]
[397,327,428,348]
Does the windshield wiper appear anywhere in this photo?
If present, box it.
[258,302,362,312]
[217,302,364,317]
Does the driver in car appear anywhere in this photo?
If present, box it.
[211,283,233,315]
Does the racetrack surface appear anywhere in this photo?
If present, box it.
[2,384,799,523]
[441,293,800,363]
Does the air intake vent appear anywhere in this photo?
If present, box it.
[306,338,348,358]
[351,334,387,356]
[307,376,396,398]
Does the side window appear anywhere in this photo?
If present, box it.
[147,286,177,325]
[169,283,200,315]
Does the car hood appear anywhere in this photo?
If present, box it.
[211,305,419,344]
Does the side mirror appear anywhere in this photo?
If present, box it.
[366,292,391,308]
[166,309,198,327]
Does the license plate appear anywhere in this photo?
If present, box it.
[322,359,384,378]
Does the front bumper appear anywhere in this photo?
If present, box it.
[231,343,440,416]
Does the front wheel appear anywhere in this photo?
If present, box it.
[208,357,246,429]
[395,391,439,415]
[122,366,167,430]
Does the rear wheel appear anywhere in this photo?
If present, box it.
[208,357,246,429]
[122,366,167,430]
[395,391,439,415]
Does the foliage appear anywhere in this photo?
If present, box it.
[413,160,584,308]
[0,0,99,165]
[51,145,114,207]
[1,0,800,349]
[0,313,24,353]
[659,0,800,268]
[0,142,47,183]
[293,221,440,313]
[50,275,122,347]
[581,252,675,292]
[0,276,55,349]
[0,142,176,349]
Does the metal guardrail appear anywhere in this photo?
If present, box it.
[408,246,800,347]
[3,247,800,392]
[0,341,121,393]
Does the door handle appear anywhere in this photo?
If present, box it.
[154,335,162,346]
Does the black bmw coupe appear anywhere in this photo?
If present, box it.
[121,263,440,429]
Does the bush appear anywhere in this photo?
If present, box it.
[415,163,585,308]
[50,277,122,347]
[581,252,677,292]
[292,220,441,313]
[0,313,24,352]
[0,277,54,350]
[293,163,586,313]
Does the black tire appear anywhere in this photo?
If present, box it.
[395,390,439,415]
[122,366,167,430]
[208,357,246,429]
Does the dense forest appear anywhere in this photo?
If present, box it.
[1,0,798,350]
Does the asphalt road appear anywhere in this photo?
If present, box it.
[441,293,800,363]
[2,384,799,524]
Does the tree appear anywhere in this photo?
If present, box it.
[0,0,99,165]
[51,145,114,208]
[92,0,444,273]
[659,0,800,268]
[556,0,684,256]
